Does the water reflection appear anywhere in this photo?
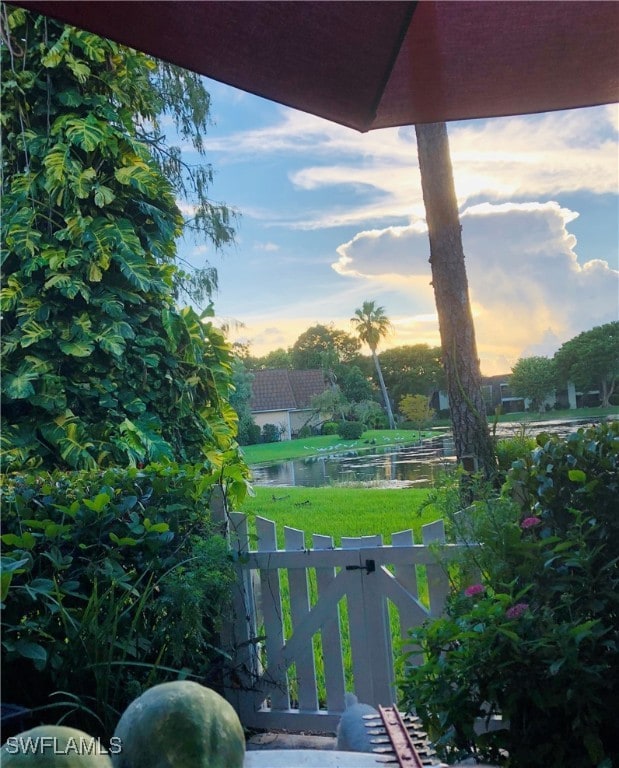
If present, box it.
[249,417,612,489]
[250,436,455,489]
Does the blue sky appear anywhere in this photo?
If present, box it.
[176,81,618,376]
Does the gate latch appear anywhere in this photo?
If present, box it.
[346,559,375,574]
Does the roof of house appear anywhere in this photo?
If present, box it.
[249,369,328,413]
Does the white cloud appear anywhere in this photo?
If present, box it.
[333,202,619,374]
[204,104,617,230]
[253,241,280,252]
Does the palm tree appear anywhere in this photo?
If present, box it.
[351,301,396,429]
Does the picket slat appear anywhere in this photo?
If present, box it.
[284,526,319,711]
[256,516,289,710]
[313,533,346,713]
[421,519,450,617]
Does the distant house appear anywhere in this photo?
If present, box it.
[249,369,329,440]
[433,374,582,415]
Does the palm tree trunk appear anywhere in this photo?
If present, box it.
[372,350,396,429]
[415,122,496,478]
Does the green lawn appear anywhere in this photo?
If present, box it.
[238,486,436,545]
[240,429,434,465]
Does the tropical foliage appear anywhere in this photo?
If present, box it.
[1,464,243,737]
[400,422,619,766]
[1,7,241,470]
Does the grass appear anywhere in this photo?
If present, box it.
[240,429,434,465]
[239,485,436,544]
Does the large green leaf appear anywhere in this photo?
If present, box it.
[2,369,38,399]
[93,185,115,207]
[57,339,95,357]
[4,208,41,257]
[65,116,107,151]
[58,422,96,469]
[73,167,97,198]
[18,318,52,348]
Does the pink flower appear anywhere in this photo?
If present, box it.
[521,516,541,529]
[464,584,485,597]
[506,602,529,619]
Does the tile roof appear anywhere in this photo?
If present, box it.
[250,369,328,413]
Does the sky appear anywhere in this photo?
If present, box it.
[176,82,619,377]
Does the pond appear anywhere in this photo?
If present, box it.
[250,435,456,489]
[249,417,609,489]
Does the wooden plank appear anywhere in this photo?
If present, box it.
[223,513,262,719]
[422,519,450,618]
[341,535,379,704]
[390,529,422,662]
[361,559,395,705]
[284,526,319,711]
[240,543,463,570]
[313,533,346,713]
[256,516,289,710]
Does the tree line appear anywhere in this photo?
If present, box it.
[232,318,618,444]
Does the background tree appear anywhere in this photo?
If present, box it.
[554,322,619,408]
[351,301,396,429]
[1,7,240,469]
[399,394,434,441]
[247,347,293,370]
[290,323,360,370]
[230,358,260,445]
[379,344,445,404]
[509,356,556,412]
[338,364,375,404]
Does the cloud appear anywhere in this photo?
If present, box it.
[204,104,617,230]
[253,241,280,252]
[333,202,619,374]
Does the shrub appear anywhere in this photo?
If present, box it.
[322,421,339,435]
[261,423,281,443]
[337,421,364,440]
[237,414,261,446]
[495,435,537,474]
[0,462,248,738]
[297,425,313,439]
[399,422,619,767]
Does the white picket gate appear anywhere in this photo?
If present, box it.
[218,510,467,733]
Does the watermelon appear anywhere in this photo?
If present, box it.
[112,681,245,768]
[1,725,114,767]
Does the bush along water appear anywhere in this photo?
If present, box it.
[399,421,619,767]
[0,462,249,737]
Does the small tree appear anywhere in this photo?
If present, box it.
[399,394,434,441]
[311,386,350,423]
[554,322,619,407]
[509,356,556,412]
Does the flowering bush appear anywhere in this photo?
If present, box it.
[399,422,618,767]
